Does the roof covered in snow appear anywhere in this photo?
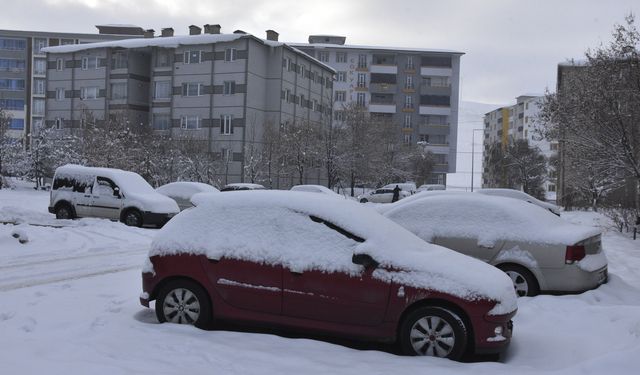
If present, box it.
[289,42,464,55]
[150,191,517,314]
[381,193,600,246]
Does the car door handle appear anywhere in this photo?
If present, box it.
[290,270,303,276]
[208,258,219,264]
[84,195,91,198]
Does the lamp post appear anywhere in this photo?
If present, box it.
[471,128,484,192]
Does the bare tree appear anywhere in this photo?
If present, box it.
[539,14,640,210]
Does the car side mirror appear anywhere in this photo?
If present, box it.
[352,253,379,270]
[113,187,121,198]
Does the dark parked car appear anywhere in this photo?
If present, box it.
[141,191,517,360]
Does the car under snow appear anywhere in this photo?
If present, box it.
[141,191,517,360]
[380,193,608,296]
[156,182,219,211]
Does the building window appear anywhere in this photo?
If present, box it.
[336,52,347,63]
[406,56,414,69]
[33,59,46,75]
[81,56,98,70]
[423,76,450,87]
[317,51,329,62]
[300,65,305,77]
[156,50,172,67]
[9,119,24,130]
[183,50,202,64]
[55,117,63,130]
[55,88,65,101]
[153,81,171,99]
[282,89,291,103]
[0,38,26,51]
[336,71,346,82]
[405,95,413,108]
[32,79,45,95]
[404,114,412,128]
[56,58,64,71]
[403,134,412,145]
[334,111,344,121]
[0,58,25,72]
[223,81,236,95]
[80,87,98,100]
[405,76,414,89]
[111,52,128,69]
[335,91,346,102]
[111,82,127,99]
[225,48,236,62]
[182,82,203,97]
[550,143,559,151]
[32,99,44,115]
[0,99,24,110]
[0,79,25,91]
[358,54,367,69]
[357,73,366,88]
[180,116,200,130]
[221,115,233,134]
[547,184,556,192]
[356,92,366,107]
[419,134,429,143]
[33,38,47,54]
[152,114,170,130]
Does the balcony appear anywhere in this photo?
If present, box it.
[419,105,451,116]
[370,64,398,74]
[369,103,397,114]
[370,83,396,93]
[420,66,452,77]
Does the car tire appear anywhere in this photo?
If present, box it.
[155,279,212,329]
[399,306,467,360]
[498,264,539,297]
[54,203,74,220]
[360,198,368,203]
[122,209,143,227]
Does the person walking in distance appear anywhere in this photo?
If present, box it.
[392,185,401,203]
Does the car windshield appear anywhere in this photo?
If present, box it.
[114,172,156,195]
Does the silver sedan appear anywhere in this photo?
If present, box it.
[379,193,608,297]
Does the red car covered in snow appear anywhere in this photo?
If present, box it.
[140,191,517,360]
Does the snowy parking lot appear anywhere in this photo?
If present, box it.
[1,186,640,374]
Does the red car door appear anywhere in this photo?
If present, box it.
[282,267,391,326]
[202,257,282,315]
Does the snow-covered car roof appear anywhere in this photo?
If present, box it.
[221,183,266,190]
[290,185,341,196]
[382,183,417,191]
[382,193,600,246]
[150,191,517,314]
[476,188,560,213]
[54,164,156,195]
[156,182,219,200]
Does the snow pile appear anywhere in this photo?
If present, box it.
[151,191,517,314]
[290,184,342,197]
[382,193,601,246]
[156,182,219,200]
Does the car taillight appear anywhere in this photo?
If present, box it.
[565,245,586,264]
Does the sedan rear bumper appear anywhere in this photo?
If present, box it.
[542,264,608,293]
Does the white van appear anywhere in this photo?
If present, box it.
[48,165,180,227]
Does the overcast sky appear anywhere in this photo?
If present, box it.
[4,0,639,105]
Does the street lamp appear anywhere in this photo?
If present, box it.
[471,128,484,192]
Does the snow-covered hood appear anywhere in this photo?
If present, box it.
[127,192,179,214]
[150,191,517,315]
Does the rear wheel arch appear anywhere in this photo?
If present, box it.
[495,262,540,297]
[397,298,475,356]
[54,200,76,218]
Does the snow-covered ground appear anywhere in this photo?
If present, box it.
[1,185,639,374]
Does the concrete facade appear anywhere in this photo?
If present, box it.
[43,28,334,186]
[291,36,463,185]
[0,25,143,144]
[482,95,558,200]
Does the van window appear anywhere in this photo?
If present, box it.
[52,175,94,193]
[96,176,118,196]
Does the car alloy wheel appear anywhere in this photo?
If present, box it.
[55,205,72,219]
[156,279,212,329]
[505,270,530,297]
[400,306,467,360]
[162,288,201,325]
[498,264,539,297]
[123,210,142,227]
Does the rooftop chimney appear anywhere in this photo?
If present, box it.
[266,29,279,41]
[144,29,155,38]
[161,28,174,37]
[189,25,202,35]
[233,29,247,34]
[204,24,221,34]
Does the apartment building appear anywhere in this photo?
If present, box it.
[482,94,558,200]
[291,35,463,185]
[0,25,144,143]
[42,26,334,186]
